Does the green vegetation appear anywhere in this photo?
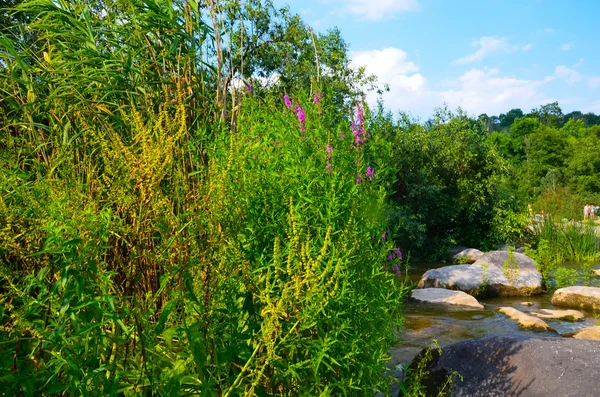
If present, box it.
[2,0,600,395]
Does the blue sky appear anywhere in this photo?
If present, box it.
[273,0,600,119]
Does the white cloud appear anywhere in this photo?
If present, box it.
[574,58,585,68]
[560,43,572,51]
[589,77,600,89]
[352,47,555,117]
[554,65,583,84]
[340,0,419,20]
[453,36,530,64]
[439,68,553,115]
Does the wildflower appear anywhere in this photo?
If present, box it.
[382,232,387,242]
[387,253,393,262]
[326,145,333,153]
[326,162,333,174]
[393,264,401,276]
[295,105,306,132]
[366,166,373,181]
[246,84,252,93]
[284,95,292,109]
[314,92,321,105]
[356,173,362,184]
[393,249,402,260]
[352,104,367,147]
[301,136,307,141]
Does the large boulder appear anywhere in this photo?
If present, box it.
[551,286,600,312]
[497,307,554,331]
[449,247,484,264]
[417,251,542,297]
[407,335,600,397]
[410,288,484,310]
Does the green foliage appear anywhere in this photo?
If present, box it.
[527,217,599,287]
[502,248,520,286]
[552,267,581,289]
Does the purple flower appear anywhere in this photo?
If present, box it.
[246,84,252,93]
[301,136,307,141]
[393,264,401,276]
[326,162,333,174]
[387,253,393,262]
[382,232,387,242]
[356,173,362,184]
[352,104,367,147]
[284,95,292,109]
[295,106,306,133]
[314,92,321,105]
[326,145,333,153]
[393,249,402,260]
[366,166,373,181]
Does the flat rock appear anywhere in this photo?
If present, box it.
[498,307,554,331]
[529,308,585,322]
[417,251,543,298]
[408,335,600,397]
[451,248,484,264]
[410,288,484,309]
[593,269,600,277]
[551,286,600,312]
[573,326,600,340]
[520,301,534,307]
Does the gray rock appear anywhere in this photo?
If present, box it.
[551,286,600,312]
[451,248,484,264]
[496,244,525,253]
[411,288,484,309]
[407,335,600,397]
[417,251,543,297]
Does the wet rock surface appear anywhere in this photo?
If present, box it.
[408,335,600,397]
[410,288,484,310]
[529,308,585,322]
[497,307,554,331]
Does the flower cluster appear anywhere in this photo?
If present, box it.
[366,166,373,181]
[295,105,306,133]
[314,92,321,105]
[325,145,333,174]
[284,95,292,109]
[352,104,367,147]
[384,248,403,276]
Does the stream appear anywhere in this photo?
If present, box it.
[388,261,599,366]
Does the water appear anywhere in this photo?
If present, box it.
[389,262,599,366]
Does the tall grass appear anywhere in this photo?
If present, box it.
[528,217,599,285]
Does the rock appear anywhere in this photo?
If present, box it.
[520,301,534,306]
[529,308,585,322]
[497,244,525,253]
[573,326,600,340]
[497,307,554,331]
[592,269,600,277]
[408,335,600,397]
[410,288,484,310]
[417,251,543,297]
[551,286,600,312]
[451,248,484,264]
